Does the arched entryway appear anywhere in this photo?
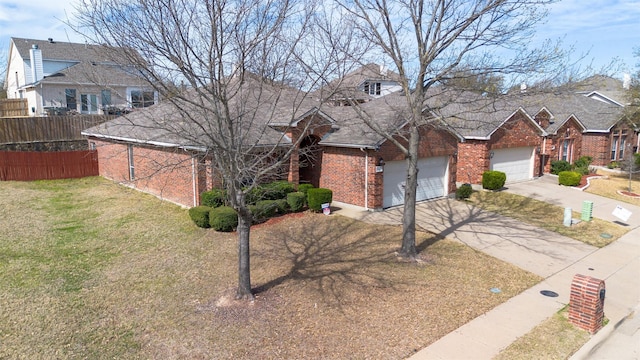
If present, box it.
[299,135,322,187]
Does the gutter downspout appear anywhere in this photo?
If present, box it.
[191,155,198,207]
[360,148,368,210]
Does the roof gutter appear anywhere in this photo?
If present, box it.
[81,132,207,152]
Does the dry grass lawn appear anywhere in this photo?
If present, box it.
[0,177,541,359]
[470,191,628,247]
[586,169,640,207]
[493,306,590,360]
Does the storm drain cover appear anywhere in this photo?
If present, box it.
[490,288,501,294]
[600,233,613,239]
[540,290,559,297]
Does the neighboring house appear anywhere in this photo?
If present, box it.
[83,64,638,210]
[3,37,158,116]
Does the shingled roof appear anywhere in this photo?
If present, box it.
[11,37,146,87]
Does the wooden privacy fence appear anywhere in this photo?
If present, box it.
[0,115,114,144]
[0,150,99,181]
[0,99,29,117]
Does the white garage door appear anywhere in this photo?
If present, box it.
[490,147,534,183]
[383,156,448,208]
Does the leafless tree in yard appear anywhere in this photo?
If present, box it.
[330,0,571,259]
[74,0,346,300]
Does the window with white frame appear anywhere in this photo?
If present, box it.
[130,89,155,108]
[363,81,381,96]
[81,94,98,113]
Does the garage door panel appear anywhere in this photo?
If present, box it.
[490,147,533,183]
[383,156,448,208]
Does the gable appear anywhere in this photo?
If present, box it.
[488,110,543,147]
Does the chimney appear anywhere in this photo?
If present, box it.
[29,44,44,83]
[380,64,388,76]
[623,73,631,90]
[520,82,527,93]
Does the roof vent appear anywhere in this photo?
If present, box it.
[48,38,54,43]
[623,73,631,90]
[520,83,527,93]
[31,44,39,49]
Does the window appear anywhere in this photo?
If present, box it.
[127,144,135,180]
[65,89,77,110]
[81,94,98,113]
[131,89,155,108]
[611,134,627,160]
[101,90,112,108]
[363,81,381,96]
[561,139,573,162]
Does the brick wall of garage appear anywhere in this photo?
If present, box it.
[457,111,543,184]
[321,124,458,209]
[90,138,206,207]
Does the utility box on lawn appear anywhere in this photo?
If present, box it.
[581,201,593,222]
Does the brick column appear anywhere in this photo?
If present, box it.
[569,274,606,334]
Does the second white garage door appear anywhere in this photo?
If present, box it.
[490,147,534,183]
[383,156,448,208]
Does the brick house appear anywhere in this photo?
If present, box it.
[82,66,638,210]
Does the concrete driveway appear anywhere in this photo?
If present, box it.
[339,196,597,278]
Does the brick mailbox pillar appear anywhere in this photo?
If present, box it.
[569,274,606,334]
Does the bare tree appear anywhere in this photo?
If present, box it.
[330,0,568,259]
[74,0,341,300]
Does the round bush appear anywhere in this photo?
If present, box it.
[287,191,306,212]
[188,206,212,228]
[262,181,296,200]
[209,206,238,232]
[550,160,571,175]
[307,188,332,212]
[482,170,506,190]
[558,171,581,186]
[298,183,314,195]
[200,188,226,208]
[455,183,473,200]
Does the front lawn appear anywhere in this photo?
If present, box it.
[586,168,640,206]
[470,191,628,247]
[0,178,541,359]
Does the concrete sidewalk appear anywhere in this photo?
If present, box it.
[333,175,640,359]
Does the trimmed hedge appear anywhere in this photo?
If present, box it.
[262,181,296,200]
[307,188,332,212]
[482,171,506,190]
[188,206,213,228]
[455,183,473,200]
[209,206,238,232]
[287,191,306,212]
[298,184,314,195]
[558,171,581,186]
[550,160,571,175]
[201,188,226,208]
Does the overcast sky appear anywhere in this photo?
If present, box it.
[1,0,639,76]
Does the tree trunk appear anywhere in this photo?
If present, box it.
[236,206,253,300]
[399,125,419,259]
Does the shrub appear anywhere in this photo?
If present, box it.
[188,206,212,228]
[550,160,572,175]
[482,171,506,190]
[287,192,306,212]
[200,188,226,208]
[245,186,264,205]
[275,198,289,214]
[607,161,619,169]
[262,181,296,200]
[209,206,238,232]
[574,165,590,175]
[298,183,314,195]
[252,200,279,221]
[455,183,473,200]
[573,156,593,169]
[558,171,582,186]
[307,188,333,212]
